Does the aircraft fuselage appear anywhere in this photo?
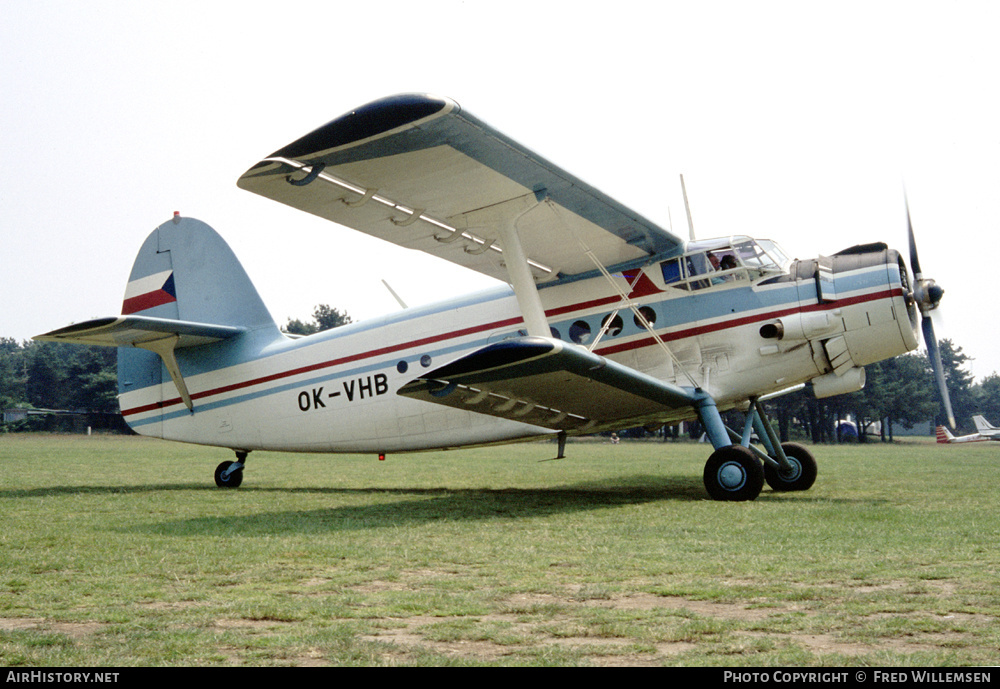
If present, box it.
[118,238,918,454]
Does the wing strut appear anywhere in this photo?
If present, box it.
[449,193,550,337]
[139,335,195,412]
[497,215,548,337]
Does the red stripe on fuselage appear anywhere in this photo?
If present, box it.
[121,315,522,416]
[593,288,903,357]
[121,287,903,417]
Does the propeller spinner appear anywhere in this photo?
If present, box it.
[906,201,955,428]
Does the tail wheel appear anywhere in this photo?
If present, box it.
[764,442,817,492]
[214,460,243,488]
[703,445,764,501]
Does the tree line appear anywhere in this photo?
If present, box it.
[766,340,1000,443]
[3,305,998,440]
[0,305,350,431]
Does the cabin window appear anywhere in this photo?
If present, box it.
[757,240,790,268]
[569,320,592,344]
[601,313,624,337]
[734,240,766,268]
[634,306,656,329]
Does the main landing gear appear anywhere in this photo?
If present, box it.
[214,450,248,488]
[696,394,817,502]
[703,445,764,502]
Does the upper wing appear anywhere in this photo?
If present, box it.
[237,94,683,284]
[398,336,697,433]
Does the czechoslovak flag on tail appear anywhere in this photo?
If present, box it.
[122,270,177,314]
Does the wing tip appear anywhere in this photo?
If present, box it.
[34,317,123,341]
[270,93,456,160]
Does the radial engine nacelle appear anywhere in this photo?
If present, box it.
[760,245,920,399]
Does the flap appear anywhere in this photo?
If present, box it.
[397,336,697,432]
[237,94,684,284]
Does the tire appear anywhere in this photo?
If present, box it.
[763,442,817,492]
[214,460,243,488]
[703,445,764,501]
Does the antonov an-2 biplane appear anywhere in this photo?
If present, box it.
[36,93,951,501]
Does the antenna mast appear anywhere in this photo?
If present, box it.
[680,174,695,241]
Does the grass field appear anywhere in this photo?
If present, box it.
[1,433,998,666]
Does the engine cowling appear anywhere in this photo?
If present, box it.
[761,247,919,397]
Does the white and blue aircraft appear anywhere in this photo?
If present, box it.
[35,94,951,501]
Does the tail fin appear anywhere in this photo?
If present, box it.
[121,214,276,329]
[936,426,953,443]
[35,215,283,438]
[973,415,996,434]
[117,215,283,429]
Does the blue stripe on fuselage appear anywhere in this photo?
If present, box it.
[126,322,505,427]
[127,263,895,426]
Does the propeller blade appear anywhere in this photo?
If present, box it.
[907,197,952,428]
[922,315,956,429]
[906,198,923,278]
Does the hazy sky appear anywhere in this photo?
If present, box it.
[3,1,998,380]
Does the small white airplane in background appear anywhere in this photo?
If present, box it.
[936,426,986,444]
[35,94,952,501]
[941,415,1000,443]
[937,416,1000,444]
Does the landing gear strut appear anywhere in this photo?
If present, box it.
[696,394,817,501]
[214,450,248,488]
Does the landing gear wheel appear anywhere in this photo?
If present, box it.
[214,460,243,488]
[703,445,764,501]
[764,442,817,492]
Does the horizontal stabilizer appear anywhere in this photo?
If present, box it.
[34,316,245,348]
[35,317,245,413]
[398,337,697,432]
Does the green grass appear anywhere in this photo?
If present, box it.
[1,433,998,666]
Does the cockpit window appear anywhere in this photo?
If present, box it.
[735,239,790,272]
[658,237,787,291]
[684,252,718,290]
[660,258,683,284]
[687,252,713,276]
